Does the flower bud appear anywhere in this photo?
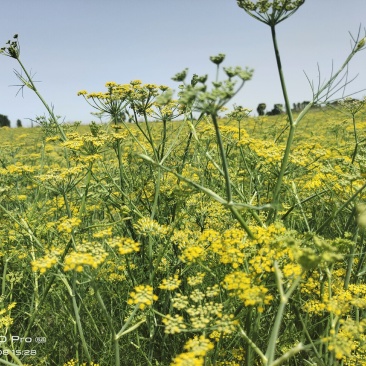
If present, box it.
[356,37,366,51]
[172,68,188,82]
[210,53,225,65]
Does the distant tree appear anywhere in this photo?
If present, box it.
[256,103,266,116]
[16,119,22,128]
[267,104,283,116]
[0,114,11,127]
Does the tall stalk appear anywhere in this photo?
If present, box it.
[211,113,254,239]
[266,24,296,223]
[71,274,92,362]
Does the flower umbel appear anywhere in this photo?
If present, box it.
[128,285,158,310]
[237,0,305,26]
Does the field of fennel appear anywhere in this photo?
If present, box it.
[2,1,366,366]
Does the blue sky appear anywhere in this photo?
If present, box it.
[1,0,366,127]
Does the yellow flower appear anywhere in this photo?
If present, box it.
[214,314,238,334]
[134,217,168,237]
[57,217,82,234]
[108,237,140,255]
[130,79,142,86]
[180,246,205,263]
[222,271,273,308]
[187,272,205,286]
[63,242,107,272]
[183,335,214,356]
[127,285,158,310]
[0,303,16,328]
[159,275,181,291]
[172,294,189,310]
[105,81,117,87]
[31,247,62,274]
[163,314,187,334]
[171,352,204,366]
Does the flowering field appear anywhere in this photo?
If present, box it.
[1,100,366,366]
[2,1,366,365]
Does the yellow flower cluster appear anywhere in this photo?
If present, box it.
[302,299,326,315]
[304,285,366,317]
[0,302,16,328]
[187,272,206,286]
[133,217,168,237]
[78,80,175,120]
[61,130,109,155]
[219,125,249,143]
[92,227,113,238]
[64,242,108,272]
[211,228,247,268]
[189,289,206,303]
[159,275,181,290]
[163,314,187,334]
[222,271,273,310]
[127,285,158,310]
[187,302,224,329]
[323,318,366,361]
[36,166,84,186]
[183,195,232,232]
[172,294,190,310]
[31,247,62,274]
[213,314,238,334]
[0,162,35,175]
[107,237,140,255]
[57,216,82,234]
[179,245,205,263]
[171,336,214,366]
[63,360,100,366]
[96,260,127,283]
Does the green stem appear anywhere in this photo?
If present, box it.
[272,343,308,366]
[245,307,254,366]
[0,349,24,365]
[265,262,302,364]
[115,139,125,192]
[143,111,159,162]
[150,167,161,221]
[115,305,140,340]
[351,113,358,164]
[229,206,255,239]
[159,119,168,160]
[71,274,91,362]
[211,112,233,203]
[211,112,254,237]
[270,25,294,126]
[344,228,358,289]
[15,57,67,141]
[266,24,295,224]
[292,303,326,366]
[1,258,8,298]
[239,326,267,364]
[94,287,120,366]
[79,162,93,217]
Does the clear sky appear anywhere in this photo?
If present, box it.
[1,0,366,127]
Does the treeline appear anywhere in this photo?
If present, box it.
[0,114,22,127]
